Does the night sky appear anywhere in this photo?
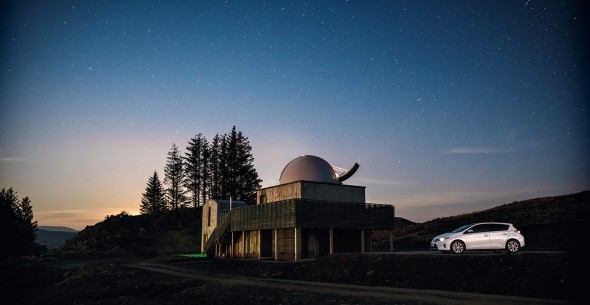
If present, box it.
[1,1,588,230]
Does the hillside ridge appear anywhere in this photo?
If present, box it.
[36,229,78,249]
[57,190,589,256]
[384,190,590,250]
[38,226,78,232]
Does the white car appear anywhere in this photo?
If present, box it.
[430,222,525,254]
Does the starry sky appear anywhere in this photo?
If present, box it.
[1,1,588,230]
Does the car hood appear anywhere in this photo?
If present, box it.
[432,233,451,241]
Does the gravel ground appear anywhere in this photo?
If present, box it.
[3,251,585,305]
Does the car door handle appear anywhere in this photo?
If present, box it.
[503,233,507,235]
[484,234,488,237]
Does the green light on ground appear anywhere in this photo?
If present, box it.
[178,253,207,258]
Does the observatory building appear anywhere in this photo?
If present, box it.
[201,155,395,260]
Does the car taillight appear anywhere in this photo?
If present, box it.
[514,230,521,234]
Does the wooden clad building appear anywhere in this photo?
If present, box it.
[257,181,365,204]
[202,155,395,260]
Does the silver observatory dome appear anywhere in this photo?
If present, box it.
[279,155,340,185]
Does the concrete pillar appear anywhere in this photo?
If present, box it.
[274,228,278,261]
[361,229,365,253]
[390,230,394,252]
[369,230,373,252]
[258,230,261,260]
[242,231,246,259]
[329,228,334,255]
[295,227,299,261]
[231,232,234,258]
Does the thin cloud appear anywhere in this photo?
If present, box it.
[0,157,41,162]
[446,147,505,154]
[36,208,140,231]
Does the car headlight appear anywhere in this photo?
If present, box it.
[437,237,446,242]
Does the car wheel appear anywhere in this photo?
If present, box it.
[450,241,465,254]
[506,239,520,254]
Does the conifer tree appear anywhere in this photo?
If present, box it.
[219,133,230,198]
[0,187,20,256]
[156,127,261,206]
[227,127,239,199]
[18,196,38,242]
[208,134,223,199]
[201,139,210,204]
[230,126,262,203]
[164,143,186,209]
[184,133,208,207]
[140,171,167,214]
[207,127,261,203]
[0,187,38,259]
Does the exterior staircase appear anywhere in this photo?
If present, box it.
[203,210,232,256]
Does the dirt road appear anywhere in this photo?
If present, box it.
[131,262,572,305]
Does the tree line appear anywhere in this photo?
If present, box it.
[0,187,39,260]
[140,126,262,214]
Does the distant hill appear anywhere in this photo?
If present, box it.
[382,190,590,250]
[394,217,416,228]
[36,229,78,249]
[38,226,79,233]
[60,208,201,257]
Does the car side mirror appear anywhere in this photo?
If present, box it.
[465,229,473,234]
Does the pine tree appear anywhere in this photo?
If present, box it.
[164,143,186,209]
[140,171,167,214]
[156,127,261,206]
[0,187,20,258]
[0,187,38,259]
[201,139,210,204]
[208,127,262,203]
[18,196,38,242]
[184,133,208,207]
[220,131,231,198]
[231,127,262,203]
[208,134,223,199]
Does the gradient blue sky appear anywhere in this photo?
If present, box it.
[1,1,588,230]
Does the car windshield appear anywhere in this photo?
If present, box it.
[451,224,473,233]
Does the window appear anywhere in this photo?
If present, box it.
[468,224,490,233]
[207,207,211,227]
[489,224,509,232]
[453,224,472,233]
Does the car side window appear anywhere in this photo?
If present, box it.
[467,224,488,233]
[489,224,509,231]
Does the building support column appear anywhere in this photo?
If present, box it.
[294,227,299,261]
[258,230,261,260]
[242,231,246,259]
[361,229,365,254]
[329,228,334,255]
[369,230,373,252]
[274,229,278,261]
[361,230,365,254]
[389,230,394,252]
[231,232,234,258]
